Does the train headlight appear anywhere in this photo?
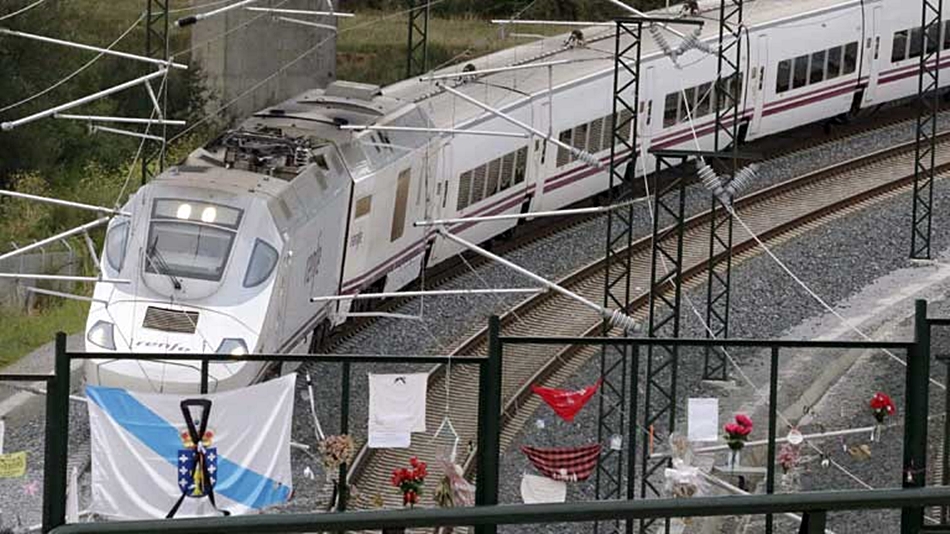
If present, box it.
[176,203,192,220]
[216,338,248,356]
[87,321,116,350]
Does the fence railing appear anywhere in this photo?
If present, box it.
[25,299,949,534]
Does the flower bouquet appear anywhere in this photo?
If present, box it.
[318,434,356,473]
[723,414,753,470]
[869,392,896,442]
[391,457,427,508]
[777,443,801,492]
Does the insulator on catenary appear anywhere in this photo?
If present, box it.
[724,163,759,198]
[679,27,713,55]
[697,160,724,197]
[571,148,602,168]
[606,308,640,332]
[649,24,677,61]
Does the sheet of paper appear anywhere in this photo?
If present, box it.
[687,398,719,442]
[368,431,411,449]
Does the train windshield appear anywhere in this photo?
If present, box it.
[145,199,243,282]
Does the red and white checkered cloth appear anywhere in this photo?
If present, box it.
[521,444,602,482]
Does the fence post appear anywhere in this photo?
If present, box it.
[42,332,70,532]
[902,299,931,533]
[476,316,502,534]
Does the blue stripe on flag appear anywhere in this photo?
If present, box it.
[87,386,292,510]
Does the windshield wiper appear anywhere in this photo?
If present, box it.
[146,236,183,290]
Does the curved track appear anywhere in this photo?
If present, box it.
[345,131,950,508]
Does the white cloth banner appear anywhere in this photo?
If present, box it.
[520,474,567,504]
[687,398,719,442]
[87,374,295,520]
[368,373,427,448]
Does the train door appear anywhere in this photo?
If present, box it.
[863,6,883,104]
[749,34,768,137]
[638,66,656,153]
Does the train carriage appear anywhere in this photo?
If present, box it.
[84,0,950,392]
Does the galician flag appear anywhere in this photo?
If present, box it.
[86,373,295,519]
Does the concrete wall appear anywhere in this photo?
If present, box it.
[0,251,78,311]
[190,0,338,120]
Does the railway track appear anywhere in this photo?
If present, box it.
[344,129,950,509]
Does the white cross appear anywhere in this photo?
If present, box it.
[179,454,188,463]
[208,452,217,462]
[208,465,216,474]
[179,466,188,475]
[179,478,187,487]
[210,477,216,485]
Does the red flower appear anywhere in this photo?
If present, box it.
[870,392,896,423]
[735,414,753,430]
[724,423,751,437]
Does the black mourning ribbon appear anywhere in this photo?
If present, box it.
[166,399,230,518]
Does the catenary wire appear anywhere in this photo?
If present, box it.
[0,0,46,22]
[0,12,146,114]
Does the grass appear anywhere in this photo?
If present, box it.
[0,299,88,367]
[337,11,565,86]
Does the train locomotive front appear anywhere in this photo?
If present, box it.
[82,84,378,392]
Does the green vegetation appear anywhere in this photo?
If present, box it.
[338,12,565,86]
[0,298,88,367]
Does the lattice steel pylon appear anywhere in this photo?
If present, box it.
[910,0,943,259]
[702,0,742,382]
[597,17,703,534]
[141,0,169,186]
[596,20,642,534]
[405,0,429,78]
[640,150,689,534]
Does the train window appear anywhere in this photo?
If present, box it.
[664,92,679,127]
[355,195,372,218]
[556,129,572,167]
[826,46,842,79]
[501,153,515,190]
[486,158,501,196]
[810,50,826,84]
[892,30,908,63]
[457,172,471,210]
[515,147,528,184]
[909,27,923,58]
[679,87,697,122]
[927,24,940,54]
[776,59,792,93]
[573,123,589,154]
[718,73,741,109]
[944,21,950,50]
[696,82,712,117]
[844,42,858,74]
[390,169,411,242]
[618,109,633,142]
[471,164,487,205]
[105,221,129,272]
[243,239,279,288]
[588,117,604,153]
[792,55,809,89]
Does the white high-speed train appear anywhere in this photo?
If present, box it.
[85,0,948,392]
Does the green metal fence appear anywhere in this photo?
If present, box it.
[30,299,950,533]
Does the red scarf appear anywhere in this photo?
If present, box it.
[531,379,602,422]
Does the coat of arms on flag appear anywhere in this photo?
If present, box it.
[86,374,296,520]
[178,428,217,497]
